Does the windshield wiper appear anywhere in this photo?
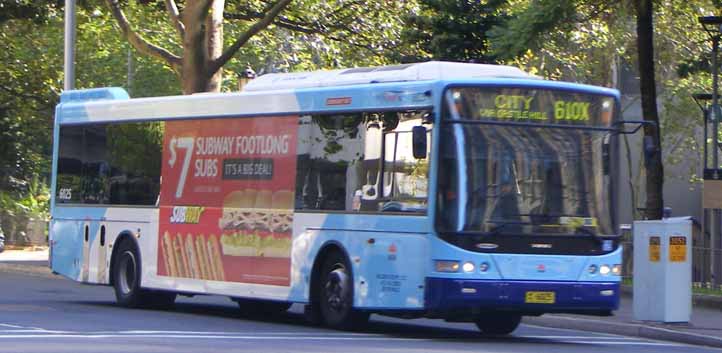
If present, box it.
[574,226,604,242]
[484,220,530,236]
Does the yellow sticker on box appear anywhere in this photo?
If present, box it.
[649,236,660,262]
[669,236,687,262]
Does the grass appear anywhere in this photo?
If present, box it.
[622,277,722,296]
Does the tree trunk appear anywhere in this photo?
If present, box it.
[180,0,224,94]
[635,0,664,220]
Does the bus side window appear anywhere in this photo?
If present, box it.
[295,114,364,212]
[378,111,431,213]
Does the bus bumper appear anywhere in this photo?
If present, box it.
[424,278,620,314]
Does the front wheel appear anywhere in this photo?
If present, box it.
[474,313,522,335]
[318,251,369,330]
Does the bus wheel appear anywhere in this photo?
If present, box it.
[474,313,522,335]
[318,251,369,330]
[113,240,144,308]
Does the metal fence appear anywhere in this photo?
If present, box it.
[0,212,47,246]
[621,221,722,291]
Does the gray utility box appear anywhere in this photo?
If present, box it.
[632,218,692,323]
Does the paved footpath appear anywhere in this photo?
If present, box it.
[2,248,721,349]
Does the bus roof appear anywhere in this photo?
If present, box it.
[244,61,535,92]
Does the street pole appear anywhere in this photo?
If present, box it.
[713,34,722,288]
[700,16,722,288]
[63,0,76,91]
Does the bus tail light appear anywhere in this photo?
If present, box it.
[435,261,460,273]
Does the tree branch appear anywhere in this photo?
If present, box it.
[164,0,185,39]
[105,0,181,71]
[209,0,292,75]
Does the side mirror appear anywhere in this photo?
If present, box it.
[412,126,427,159]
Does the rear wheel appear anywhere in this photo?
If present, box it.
[318,251,369,330]
[474,313,522,335]
[112,240,175,309]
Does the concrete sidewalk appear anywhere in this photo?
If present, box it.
[0,247,49,262]
[526,294,722,348]
[2,249,721,348]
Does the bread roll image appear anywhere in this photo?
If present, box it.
[195,234,212,280]
[185,233,200,279]
[271,190,294,210]
[255,189,273,209]
[174,233,190,278]
[207,234,226,281]
[270,190,294,234]
[162,231,178,277]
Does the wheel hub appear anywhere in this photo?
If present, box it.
[324,267,348,312]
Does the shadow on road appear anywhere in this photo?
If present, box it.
[67,299,580,345]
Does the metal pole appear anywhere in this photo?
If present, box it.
[127,47,133,95]
[63,0,76,91]
[713,35,721,287]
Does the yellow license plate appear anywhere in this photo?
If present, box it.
[525,291,555,304]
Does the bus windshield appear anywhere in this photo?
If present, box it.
[436,87,616,237]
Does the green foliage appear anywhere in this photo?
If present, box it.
[401,0,507,63]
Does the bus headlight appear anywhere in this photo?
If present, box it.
[599,265,611,275]
[612,264,622,276]
[462,262,475,273]
[435,260,460,273]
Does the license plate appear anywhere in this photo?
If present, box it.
[525,291,555,304]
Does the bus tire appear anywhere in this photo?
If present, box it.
[318,251,369,330]
[474,313,522,335]
[112,240,146,308]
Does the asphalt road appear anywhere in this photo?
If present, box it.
[0,265,720,353]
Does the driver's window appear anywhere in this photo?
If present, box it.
[377,111,431,213]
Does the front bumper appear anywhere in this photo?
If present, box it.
[425,278,619,313]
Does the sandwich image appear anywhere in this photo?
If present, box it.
[173,233,190,278]
[219,189,294,258]
[185,233,200,279]
[207,234,226,281]
[194,234,212,280]
[220,232,292,258]
[162,231,178,277]
[219,189,258,230]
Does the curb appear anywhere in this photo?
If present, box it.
[621,285,722,310]
[0,261,55,278]
[524,315,722,348]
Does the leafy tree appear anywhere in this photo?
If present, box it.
[486,0,719,220]
[400,0,508,63]
[102,0,417,94]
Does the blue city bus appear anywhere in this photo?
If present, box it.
[50,61,630,334]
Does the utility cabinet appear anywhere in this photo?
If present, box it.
[632,217,692,323]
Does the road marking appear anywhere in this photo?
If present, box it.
[0,324,692,347]
[0,334,433,341]
[561,340,684,347]
[518,335,638,340]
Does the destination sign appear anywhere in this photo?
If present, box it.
[446,87,616,127]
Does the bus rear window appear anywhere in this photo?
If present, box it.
[56,122,163,206]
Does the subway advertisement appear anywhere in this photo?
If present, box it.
[157,116,298,286]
